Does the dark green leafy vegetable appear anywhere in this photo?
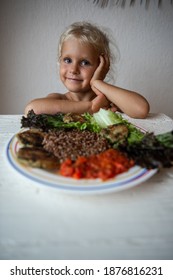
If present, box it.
[156,131,173,148]
[119,132,173,168]
[21,110,63,131]
[21,110,100,132]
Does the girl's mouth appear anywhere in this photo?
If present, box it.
[67,77,83,82]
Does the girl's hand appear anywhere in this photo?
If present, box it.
[91,94,118,113]
[91,93,110,113]
[90,55,118,113]
[91,86,110,113]
[90,55,110,86]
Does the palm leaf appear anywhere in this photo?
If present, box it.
[88,0,172,8]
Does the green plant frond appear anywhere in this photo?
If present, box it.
[88,0,172,8]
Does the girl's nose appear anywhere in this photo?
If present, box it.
[69,63,79,74]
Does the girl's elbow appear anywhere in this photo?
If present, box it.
[24,99,40,115]
[141,101,150,118]
[136,101,150,119]
[24,103,33,116]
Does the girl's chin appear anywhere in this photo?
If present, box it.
[63,82,91,93]
[66,86,90,94]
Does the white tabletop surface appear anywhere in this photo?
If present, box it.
[0,113,173,260]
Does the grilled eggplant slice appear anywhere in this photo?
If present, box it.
[63,113,86,123]
[17,129,45,147]
[100,124,129,144]
[17,146,60,170]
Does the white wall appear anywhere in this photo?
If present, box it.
[0,0,173,117]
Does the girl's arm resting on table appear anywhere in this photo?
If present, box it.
[24,92,110,115]
[91,80,150,119]
[24,97,92,115]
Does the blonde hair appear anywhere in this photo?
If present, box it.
[58,21,118,82]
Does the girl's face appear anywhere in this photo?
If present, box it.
[59,38,99,94]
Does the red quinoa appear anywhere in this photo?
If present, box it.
[43,128,111,162]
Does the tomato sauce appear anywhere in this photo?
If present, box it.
[60,149,134,181]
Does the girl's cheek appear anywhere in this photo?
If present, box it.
[60,65,66,75]
[89,69,96,79]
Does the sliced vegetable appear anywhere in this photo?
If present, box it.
[93,109,145,144]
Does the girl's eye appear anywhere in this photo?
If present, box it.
[80,60,91,66]
[63,57,72,64]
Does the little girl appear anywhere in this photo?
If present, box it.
[25,21,150,118]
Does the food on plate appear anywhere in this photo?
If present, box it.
[17,129,45,146]
[16,109,173,180]
[60,149,134,181]
[42,128,111,161]
[63,113,86,123]
[100,124,128,145]
[17,129,59,170]
[21,109,100,132]
[17,146,60,170]
[120,131,173,168]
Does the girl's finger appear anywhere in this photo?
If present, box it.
[99,55,105,68]
[104,54,110,71]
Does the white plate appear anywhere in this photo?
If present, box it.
[6,133,158,194]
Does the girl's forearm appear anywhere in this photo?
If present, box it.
[24,98,92,115]
[92,80,150,118]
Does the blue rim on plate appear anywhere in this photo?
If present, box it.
[6,134,158,194]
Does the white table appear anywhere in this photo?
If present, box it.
[0,114,173,260]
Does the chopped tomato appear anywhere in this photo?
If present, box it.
[60,149,134,181]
